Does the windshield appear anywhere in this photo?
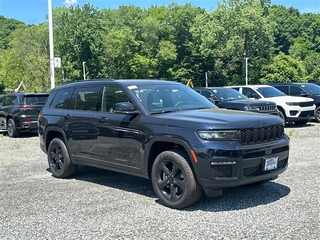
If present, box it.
[212,88,247,101]
[129,83,217,113]
[256,86,286,98]
[302,84,320,95]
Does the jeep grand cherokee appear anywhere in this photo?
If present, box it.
[38,79,290,209]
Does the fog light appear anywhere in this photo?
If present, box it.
[211,161,237,165]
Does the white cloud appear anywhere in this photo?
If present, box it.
[64,0,77,7]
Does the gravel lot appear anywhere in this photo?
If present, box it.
[0,123,319,240]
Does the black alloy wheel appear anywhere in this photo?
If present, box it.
[7,118,20,138]
[48,138,77,178]
[151,149,202,209]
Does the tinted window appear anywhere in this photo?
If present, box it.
[274,86,288,95]
[290,86,304,96]
[2,95,19,106]
[23,95,48,105]
[51,88,74,109]
[74,86,101,111]
[101,86,131,113]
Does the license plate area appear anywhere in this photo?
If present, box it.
[263,156,279,171]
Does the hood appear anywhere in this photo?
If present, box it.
[146,108,283,130]
[224,99,275,106]
[265,96,314,103]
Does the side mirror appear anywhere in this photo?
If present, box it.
[113,102,139,115]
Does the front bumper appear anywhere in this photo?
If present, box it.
[193,136,290,197]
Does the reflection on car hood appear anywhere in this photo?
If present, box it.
[264,96,314,102]
[223,99,275,106]
[147,108,282,129]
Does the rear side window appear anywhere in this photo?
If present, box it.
[2,95,19,106]
[50,88,74,109]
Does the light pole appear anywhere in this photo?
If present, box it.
[48,0,55,89]
[245,57,249,85]
[83,62,86,80]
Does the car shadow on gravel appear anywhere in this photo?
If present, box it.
[188,181,291,212]
[66,166,290,211]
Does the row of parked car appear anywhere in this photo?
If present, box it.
[195,82,320,126]
[0,82,319,138]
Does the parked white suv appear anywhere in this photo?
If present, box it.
[228,85,315,125]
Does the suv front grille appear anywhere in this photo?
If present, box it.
[239,125,284,145]
[299,101,314,107]
[257,105,276,112]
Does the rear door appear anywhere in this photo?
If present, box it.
[64,86,101,161]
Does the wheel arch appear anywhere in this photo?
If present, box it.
[44,127,69,152]
[144,136,196,179]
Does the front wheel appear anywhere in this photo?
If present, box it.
[151,149,203,209]
[277,110,286,124]
[47,138,77,178]
[315,106,320,123]
[7,118,20,138]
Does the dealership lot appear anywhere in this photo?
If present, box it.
[0,123,319,239]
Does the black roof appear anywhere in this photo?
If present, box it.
[53,79,178,91]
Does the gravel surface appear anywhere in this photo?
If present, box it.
[0,123,319,240]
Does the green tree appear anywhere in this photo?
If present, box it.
[260,52,306,83]
[0,24,50,91]
[53,4,105,83]
[191,0,275,86]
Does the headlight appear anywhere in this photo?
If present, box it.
[244,105,260,110]
[197,130,238,140]
[286,102,300,106]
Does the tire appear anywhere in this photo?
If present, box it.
[151,149,203,209]
[315,106,320,123]
[294,120,308,126]
[277,110,286,124]
[47,138,77,178]
[7,118,20,138]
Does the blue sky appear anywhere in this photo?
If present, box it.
[0,0,319,25]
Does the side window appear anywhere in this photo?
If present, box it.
[275,86,288,95]
[50,88,74,109]
[290,86,305,96]
[74,86,101,111]
[3,96,18,106]
[101,86,131,113]
[201,90,214,98]
[242,88,260,99]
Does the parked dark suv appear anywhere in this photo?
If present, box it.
[0,92,49,137]
[194,87,278,116]
[270,82,320,122]
[39,79,289,209]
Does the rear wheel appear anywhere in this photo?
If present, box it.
[48,138,77,178]
[151,149,202,209]
[7,118,20,138]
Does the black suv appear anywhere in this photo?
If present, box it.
[270,83,320,122]
[194,87,278,116]
[0,92,49,137]
[39,79,289,209]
